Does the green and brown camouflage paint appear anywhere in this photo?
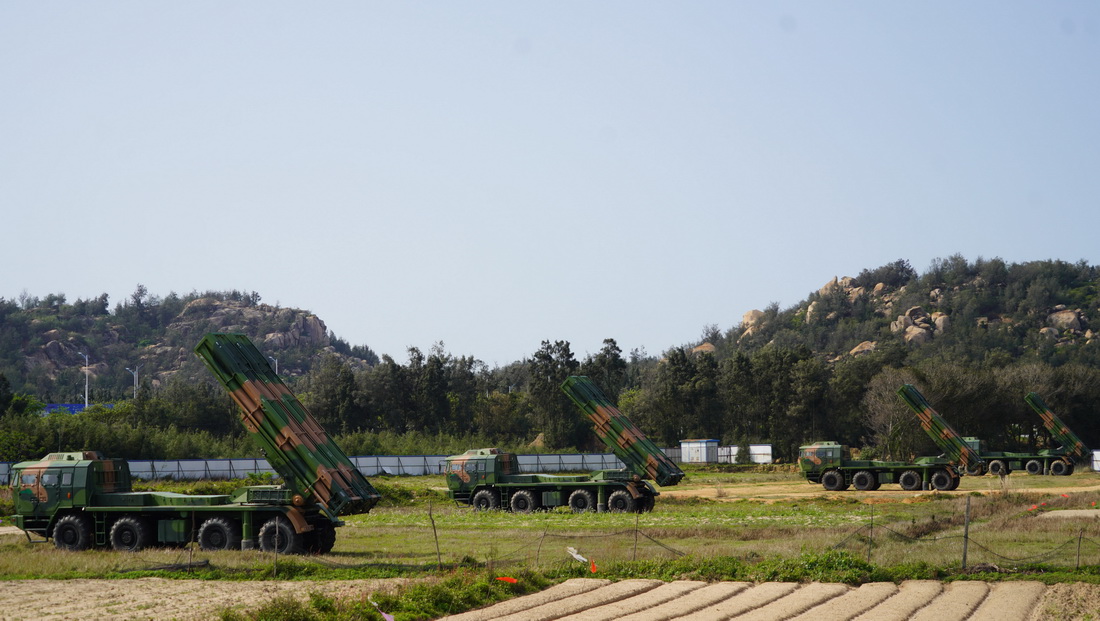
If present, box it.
[194,333,380,519]
[896,384,984,472]
[561,375,684,487]
[1025,392,1090,464]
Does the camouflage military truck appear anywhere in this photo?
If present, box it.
[444,376,684,513]
[798,384,983,492]
[964,392,1091,476]
[10,333,380,553]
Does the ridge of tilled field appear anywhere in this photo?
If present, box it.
[438,577,1086,621]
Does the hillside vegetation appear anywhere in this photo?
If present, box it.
[1,255,1099,463]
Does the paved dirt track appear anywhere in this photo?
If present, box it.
[439,578,1100,621]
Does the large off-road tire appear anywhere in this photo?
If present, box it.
[965,462,986,476]
[1025,459,1043,475]
[820,470,848,491]
[197,517,242,551]
[110,516,153,552]
[567,489,596,513]
[987,460,1008,476]
[898,470,923,491]
[258,516,303,555]
[607,490,636,513]
[471,489,500,512]
[304,523,337,554]
[509,490,538,514]
[930,469,954,491]
[53,514,93,551]
[852,470,879,491]
[637,493,656,513]
[1050,460,1070,476]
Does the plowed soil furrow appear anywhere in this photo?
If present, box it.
[554,580,707,621]
[671,582,801,621]
[615,582,752,621]
[851,580,944,621]
[969,581,1046,621]
[910,580,990,621]
[437,578,610,621]
[732,582,851,621]
[789,582,900,621]
[488,578,663,621]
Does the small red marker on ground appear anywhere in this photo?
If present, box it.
[590,559,597,573]
[496,577,517,584]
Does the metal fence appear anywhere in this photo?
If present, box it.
[0,452,635,484]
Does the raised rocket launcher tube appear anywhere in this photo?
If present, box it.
[561,375,684,487]
[1024,392,1090,463]
[194,333,380,518]
[896,384,984,474]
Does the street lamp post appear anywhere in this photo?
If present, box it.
[76,351,89,409]
[268,356,278,375]
[126,364,143,399]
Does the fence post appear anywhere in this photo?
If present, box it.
[867,504,874,564]
[962,496,971,570]
[1078,530,1084,570]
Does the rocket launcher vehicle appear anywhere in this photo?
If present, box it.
[561,375,684,487]
[896,384,984,474]
[1025,392,1090,464]
[194,333,380,519]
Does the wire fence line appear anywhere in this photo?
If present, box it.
[832,497,1100,569]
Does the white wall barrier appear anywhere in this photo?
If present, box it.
[0,446,794,484]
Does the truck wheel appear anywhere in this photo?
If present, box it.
[852,470,878,491]
[1025,460,1043,475]
[197,517,242,551]
[965,462,985,476]
[637,493,656,513]
[472,489,500,511]
[53,514,93,551]
[898,470,922,491]
[930,470,954,491]
[509,490,538,513]
[110,516,153,552]
[987,460,1008,476]
[568,489,596,513]
[1050,460,1069,476]
[821,470,848,491]
[607,490,636,513]
[258,517,303,554]
[305,523,337,554]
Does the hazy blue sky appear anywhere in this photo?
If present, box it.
[3,3,1098,366]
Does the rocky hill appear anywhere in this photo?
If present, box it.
[1,292,376,399]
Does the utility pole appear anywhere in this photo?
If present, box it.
[126,364,143,399]
[77,351,89,409]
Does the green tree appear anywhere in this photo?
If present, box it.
[528,340,581,449]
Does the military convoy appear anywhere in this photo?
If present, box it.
[444,375,684,513]
[962,392,1090,476]
[799,385,1092,491]
[10,333,380,553]
[798,385,983,491]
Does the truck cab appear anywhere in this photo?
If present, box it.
[11,451,131,538]
[444,448,516,502]
[798,442,845,482]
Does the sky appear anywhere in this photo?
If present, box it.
[2,3,1098,367]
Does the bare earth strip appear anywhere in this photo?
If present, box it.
[0,577,405,621]
[1,576,1095,620]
